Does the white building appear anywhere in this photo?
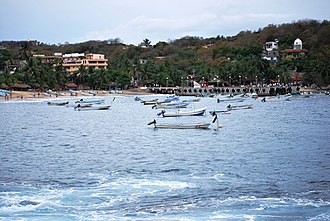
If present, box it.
[262,40,279,62]
[264,40,278,52]
[294,38,303,50]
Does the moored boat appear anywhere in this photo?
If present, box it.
[47,101,69,106]
[263,94,292,102]
[142,98,159,105]
[135,97,159,105]
[148,113,221,129]
[75,103,93,107]
[74,104,110,111]
[208,110,231,114]
[158,107,206,117]
[75,98,105,104]
[181,98,201,102]
[152,101,189,109]
[227,103,253,110]
[149,122,211,129]
[217,97,245,103]
[161,96,180,103]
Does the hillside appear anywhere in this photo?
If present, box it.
[1,19,329,90]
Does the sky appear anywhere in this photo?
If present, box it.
[1,0,330,46]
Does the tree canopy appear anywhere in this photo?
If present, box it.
[1,19,330,90]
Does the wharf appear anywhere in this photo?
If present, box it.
[149,86,301,96]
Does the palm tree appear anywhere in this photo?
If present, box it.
[86,66,96,89]
[277,65,292,84]
[1,68,13,85]
[18,41,32,60]
[54,63,66,90]
[142,38,152,48]
[75,64,88,89]
[94,68,109,89]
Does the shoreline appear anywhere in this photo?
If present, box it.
[0,89,154,103]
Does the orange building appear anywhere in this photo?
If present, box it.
[62,53,108,73]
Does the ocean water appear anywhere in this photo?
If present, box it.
[0,94,329,220]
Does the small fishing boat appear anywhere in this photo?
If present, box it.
[135,97,159,105]
[141,98,159,105]
[208,110,231,114]
[227,103,253,110]
[143,100,159,105]
[181,98,201,102]
[152,101,189,109]
[47,101,69,106]
[71,103,93,108]
[74,104,111,111]
[75,98,105,104]
[158,107,206,117]
[81,92,95,96]
[148,121,211,129]
[263,94,292,102]
[148,113,221,129]
[217,97,245,103]
[160,96,180,103]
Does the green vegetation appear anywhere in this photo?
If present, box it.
[1,19,330,90]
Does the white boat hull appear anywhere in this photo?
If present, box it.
[160,108,206,117]
[265,95,292,102]
[75,105,110,111]
[154,123,211,129]
[153,102,189,109]
[227,104,253,110]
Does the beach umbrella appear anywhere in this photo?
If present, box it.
[0,83,10,90]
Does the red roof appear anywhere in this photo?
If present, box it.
[65,83,78,87]
[292,72,303,81]
[281,49,308,53]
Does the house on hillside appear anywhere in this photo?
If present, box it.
[262,40,279,62]
[281,38,308,60]
[33,53,63,64]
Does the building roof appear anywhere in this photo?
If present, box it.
[65,83,78,88]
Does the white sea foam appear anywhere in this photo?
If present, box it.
[211,213,256,220]
[0,188,72,214]
[308,213,330,221]
[132,179,193,189]
[212,173,225,180]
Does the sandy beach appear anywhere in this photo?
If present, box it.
[0,88,153,102]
